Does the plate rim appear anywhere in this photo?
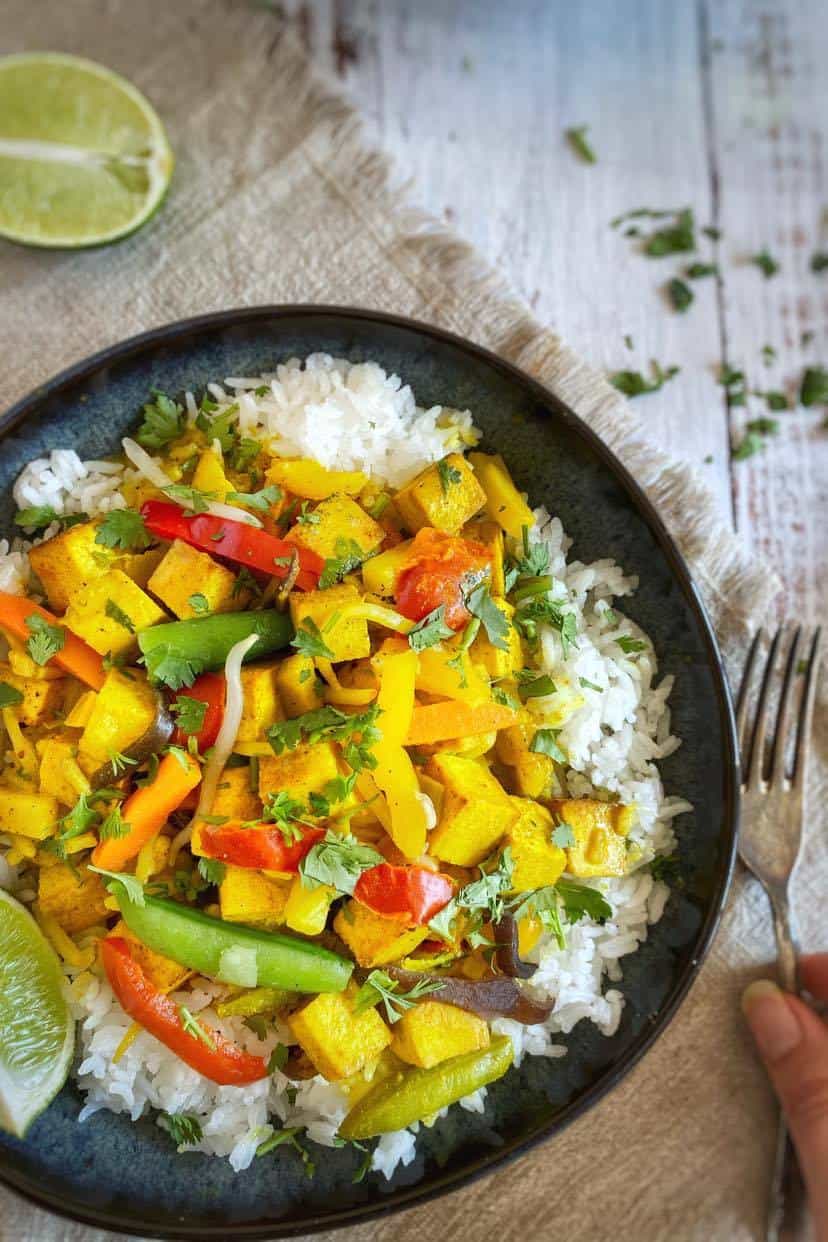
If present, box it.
[0,304,739,1240]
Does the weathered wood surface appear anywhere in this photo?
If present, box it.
[299,0,827,625]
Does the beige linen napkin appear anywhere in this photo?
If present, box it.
[2,4,825,1240]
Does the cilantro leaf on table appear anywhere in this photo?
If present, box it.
[751,249,779,279]
[667,277,694,313]
[564,124,597,165]
[609,361,680,397]
[800,366,828,407]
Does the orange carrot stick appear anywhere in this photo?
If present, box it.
[404,700,517,746]
[92,751,201,871]
[0,590,105,690]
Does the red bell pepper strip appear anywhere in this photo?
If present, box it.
[198,820,325,871]
[173,672,225,750]
[140,501,323,591]
[353,862,454,925]
[395,530,491,629]
[0,590,105,690]
[100,937,268,1085]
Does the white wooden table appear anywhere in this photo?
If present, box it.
[294,0,827,626]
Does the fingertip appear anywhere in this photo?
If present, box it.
[742,980,803,1062]
[741,978,781,1014]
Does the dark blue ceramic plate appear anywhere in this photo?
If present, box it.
[0,307,738,1239]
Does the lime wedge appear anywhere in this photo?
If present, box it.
[0,889,74,1137]
[0,52,173,248]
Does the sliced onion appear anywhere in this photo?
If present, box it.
[203,501,262,529]
[168,632,257,863]
[122,437,172,489]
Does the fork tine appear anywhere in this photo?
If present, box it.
[736,627,763,762]
[770,627,802,784]
[793,628,823,791]
[744,628,783,788]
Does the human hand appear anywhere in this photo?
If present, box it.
[743,955,828,1241]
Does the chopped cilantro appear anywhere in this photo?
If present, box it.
[160,1113,203,1147]
[162,484,214,514]
[136,390,184,451]
[800,366,828,407]
[751,249,779,278]
[667,277,693,312]
[299,831,383,895]
[290,618,335,661]
[197,857,227,886]
[516,670,556,700]
[761,344,776,365]
[95,508,152,551]
[172,695,208,735]
[564,124,597,164]
[226,484,282,512]
[179,1005,216,1050]
[643,208,695,257]
[353,970,445,1022]
[464,583,510,651]
[551,821,576,848]
[97,807,130,841]
[14,507,87,531]
[530,728,566,763]
[685,262,718,278]
[616,635,647,653]
[88,866,146,906]
[407,605,454,652]
[25,614,65,666]
[318,538,367,590]
[811,252,828,274]
[437,457,462,494]
[609,361,680,397]
[188,592,210,615]
[0,681,24,708]
[196,404,238,453]
[105,598,135,633]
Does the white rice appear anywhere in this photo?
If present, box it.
[2,355,689,1180]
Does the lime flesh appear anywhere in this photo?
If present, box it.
[0,888,74,1137]
[0,52,173,248]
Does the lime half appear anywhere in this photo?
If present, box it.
[0,52,174,248]
[0,889,74,1137]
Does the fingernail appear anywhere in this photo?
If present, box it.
[742,980,802,1062]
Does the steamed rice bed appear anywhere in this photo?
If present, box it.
[0,354,687,1179]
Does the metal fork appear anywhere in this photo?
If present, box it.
[736,625,822,1242]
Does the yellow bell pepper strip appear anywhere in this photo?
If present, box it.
[468,453,535,539]
[91,751,201,871]
[0,590,105,690]
[339,1034,514,1139]
[369,648,428,859]
[324,601,415,638]
[316,659,377,707]
[107,887,353,993]
[404,700,518,746]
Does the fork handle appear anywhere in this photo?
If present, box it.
[770,887,800,995]
[767,887,806,1242]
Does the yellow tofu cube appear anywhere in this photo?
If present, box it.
[64,569,167,657]
[391,1000,490,1068]
[426,753,517,866]
[110,920,189,991]
[0,667,65,726]
[290,582,369,663]
[37,736,90,807]
[360,539,413,596]
[212,765,262,821]
[78,668,160,765]
[286,494,384,564]
[274,653,320,717]
[148,539,247,619]
[289,986,392,1081]
[393,453,485,536]
[236,662,283,743]
[550,798,631,878]
[470,597,522,679]
[333,902,429,967]
[506,799,566,892]
[0,788,58,840]
[28,519,160,612]
[284,876,337,935]
[219,865,290,928]
[467,452,535,539]
[257,741,339,805]
[266,458,368,501]
[38,862,109,933]
[510,751,563,800]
